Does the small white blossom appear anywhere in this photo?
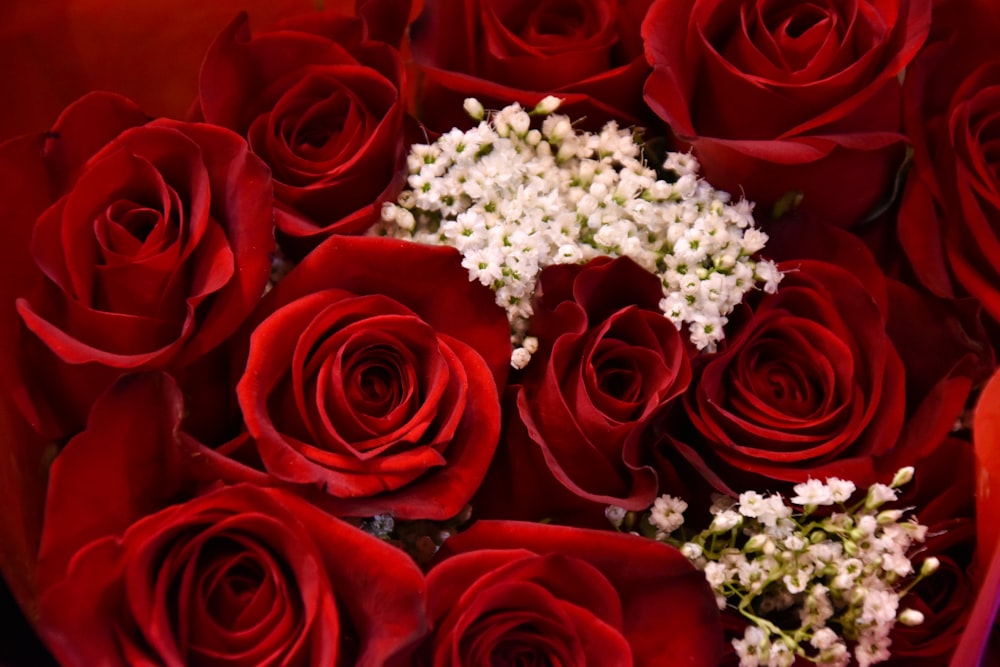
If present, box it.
[826,477,857,503]
[733,625,767,667]
[739,490,768,517]
[810,627,839,650]
[891,467,915,488]
[783,570,811,595]
[861,589,899,626]
[710,509,742,533]
[604,505,627,528]
[756,495,793,528]
[510,346,532,370]
[533,95,563,115]
[463,97,485,121]
[681,542,703,560]
[866,484,898,510]
[649,495,688,535]
[791,479,834,507]
[855,629,892,667]
[704,561,729,588]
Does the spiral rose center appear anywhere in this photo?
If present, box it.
[347,349,408,417]
[115,204,159,242]
[96,196,178,260]
[491,641,552,666]
[526,0,587,38]
[767,4,827,39]
[745,344,824,418]
[289,92,350,154]
[166,532,307,667]
[203,553,268,629]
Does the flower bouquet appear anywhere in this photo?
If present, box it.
[2,0,1000,665]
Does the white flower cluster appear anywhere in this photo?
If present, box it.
[636,468,934,667]
[375,98,782,366]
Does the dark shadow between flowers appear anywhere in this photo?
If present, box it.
[0,575,55,667]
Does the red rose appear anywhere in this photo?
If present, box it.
[672,222,987,492]
[198,11,409,254]
[409,0,653,132]
[643,0,931,226]
[234,235,511,519]
[899,42,1000,328]
[35,373,428,667]
[423,520,723,666]
[39,485,428,667]
[5,92,274,437]
[477,257,690,524]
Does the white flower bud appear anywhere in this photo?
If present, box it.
[877,509,904,525]
[892,466,915,488]
[380,201,398,222]
[898,608,925,626]
[710,510,742,533]
[920,557,940,576]
[681,542,703,560]
[463,97,485,121]
[510,346,532,369]
[533,95,563,115]
[605,505,627,528]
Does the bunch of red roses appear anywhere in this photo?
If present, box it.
[1,0,999,664]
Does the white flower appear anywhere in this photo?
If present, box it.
[649,495,688,535]
[855,628,892,667]
[681,542,704,560]
[754,495,793,530]
[880,550,913,578]
[463,97,485,121]
[710,509,742,533]
[898,608,925,626]
[604,505,627,528]
[891,467,915,487]
[866,483,898,509]
[826,477,857,503]
[791,479,834,507]
[767,639,795,667]
[810,628,839,650]
[920,557,940,575]
[783,569,811,595]
[801,584,834,627]
[732,625,767,667]
[533,95,563,115]
[704,561,729,588]
[376,100,782,363]
[861,589,899,626]
[510,346,532,369]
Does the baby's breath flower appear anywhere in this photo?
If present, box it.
[890,467,915,488]
[865,483,898,510]
[604,505,627,529]
[376,99,782,365]
[710,509,742,533]
[919,556,940,575]
[463,97,485,121]
[649,494,688,535]
[645,470,932,667]
[791,478,834,507]
[826,478,857,503]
